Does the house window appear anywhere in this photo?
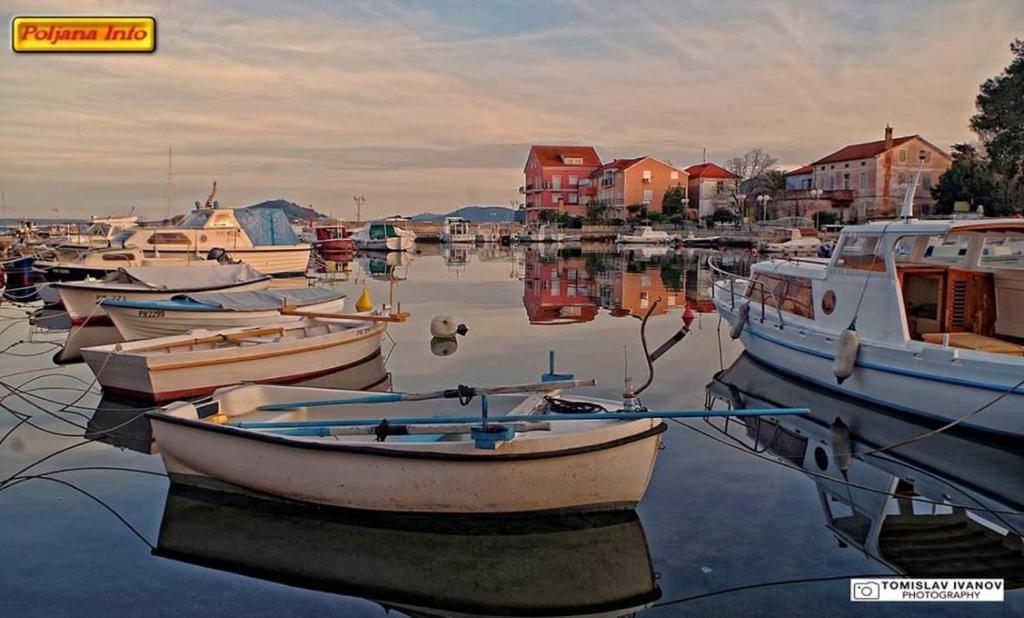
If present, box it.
[642,170,653,182]
[670,171,679,180]
[552,175,562,190]
[569,175,578,186]
[899,150,907,162]
[716,181,725,194]
[859,171,867,189]
[844,163,850,168]
[843,173,850,190]
[568,193,578,204]
[827,176,835,190]
[642,189,653,204]
[861,161,867,166]
[562,156,583,165]
[922,151,930,162]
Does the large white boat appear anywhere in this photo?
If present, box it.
[760,227,822,254]
[351,221,416,252]
[55,216,139,252]
[121,207,311,275]
[615,226,677,245]
[712,216,1024,439]
[439,216,474,244]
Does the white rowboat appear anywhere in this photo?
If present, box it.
[102,287,347,341]
[148,385,666,514]
[81,317,386,402]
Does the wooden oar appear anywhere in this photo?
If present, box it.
[280,307,410,323]
[130,325,286,353]
[234,407,810,431]
[256,378,596,411]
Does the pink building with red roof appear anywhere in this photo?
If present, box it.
[809,125,951,220]
[685,162,740,219]
[522,145,603,222]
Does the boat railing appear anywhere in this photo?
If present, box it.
[707,255,786,327]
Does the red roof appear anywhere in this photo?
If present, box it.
[784,165,813,176]
[591,157,644,176]
[526,145,602,170]
[684,163,739,180]
[811,135,916,166]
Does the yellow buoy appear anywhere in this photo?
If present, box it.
[355,287,374,312]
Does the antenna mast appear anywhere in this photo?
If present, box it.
[899,153,927,221]
[164,147,174,219]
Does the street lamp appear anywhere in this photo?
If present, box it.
[757,194,772,222]
[680,197,690,224]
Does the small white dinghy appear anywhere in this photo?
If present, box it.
[81,315,389,402]
[54,263,272,325]
[148,381,667,514]
[148,377,808,514]
[101,287,347,341]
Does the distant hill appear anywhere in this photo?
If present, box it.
[411,205,516,223]
[244,199,327,221]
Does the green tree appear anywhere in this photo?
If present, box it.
[709,208,738,224]
[970,39,1024,202]
[931,144,1003,214]
[585,200,609,224]
[662,186,686,216]
[537,208,558,224]
[764,169,787,191]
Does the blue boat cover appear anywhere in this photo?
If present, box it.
[235,208,300,246]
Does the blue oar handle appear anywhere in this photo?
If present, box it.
[234,408,810,430]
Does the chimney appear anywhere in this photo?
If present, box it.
[884,124,893,149]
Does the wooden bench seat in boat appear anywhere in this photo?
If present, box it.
[921,332,1024,356]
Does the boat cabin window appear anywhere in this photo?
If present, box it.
[181,211,213,228]
[747,273,815,319]
[101,252,136,262]
[111,230,136,247]
[369,224,399,240]
[209,212,236,228]
[833,235,885,271]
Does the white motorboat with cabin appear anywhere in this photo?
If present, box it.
[120,199,311,275]
[82,316,389,401]
[515,225,566,243]
[760,227,822,254]
[351,221,416,252]
[55,216,139,252]
[712,212,1024,438]
[615,226,677,244]
[101,287,348,341]
[440,216,474,244]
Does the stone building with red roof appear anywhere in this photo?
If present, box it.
[809,125,951,220]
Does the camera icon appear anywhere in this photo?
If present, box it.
[852,581,881,600]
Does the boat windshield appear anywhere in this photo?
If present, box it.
[369,224,398,240]
[180,210,213,228]
[111,230,136,247]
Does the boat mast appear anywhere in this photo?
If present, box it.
[899,153,927,221]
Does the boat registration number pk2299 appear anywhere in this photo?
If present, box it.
[138,309,165,318]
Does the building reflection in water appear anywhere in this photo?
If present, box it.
[522,245,751,324]
[707,353,1024,587]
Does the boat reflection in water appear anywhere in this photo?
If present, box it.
[707,353,1024,586]
[155,484,660,617]
[87,351,391,453]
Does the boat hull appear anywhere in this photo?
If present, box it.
[150,415,664,514]
[142,246,311,275]
[715,296,1024,438]
[105,298,345,341]
[56,278,271,322]
[82,322,385,402]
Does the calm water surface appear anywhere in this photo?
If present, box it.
[1,244,1021,617]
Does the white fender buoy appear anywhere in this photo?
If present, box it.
[430,315,458,338]
[832,328,860,384]
[730,302,750,340]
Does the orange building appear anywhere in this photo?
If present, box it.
[589,156,688,220]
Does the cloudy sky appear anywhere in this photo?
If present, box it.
[2,0,1022,219]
